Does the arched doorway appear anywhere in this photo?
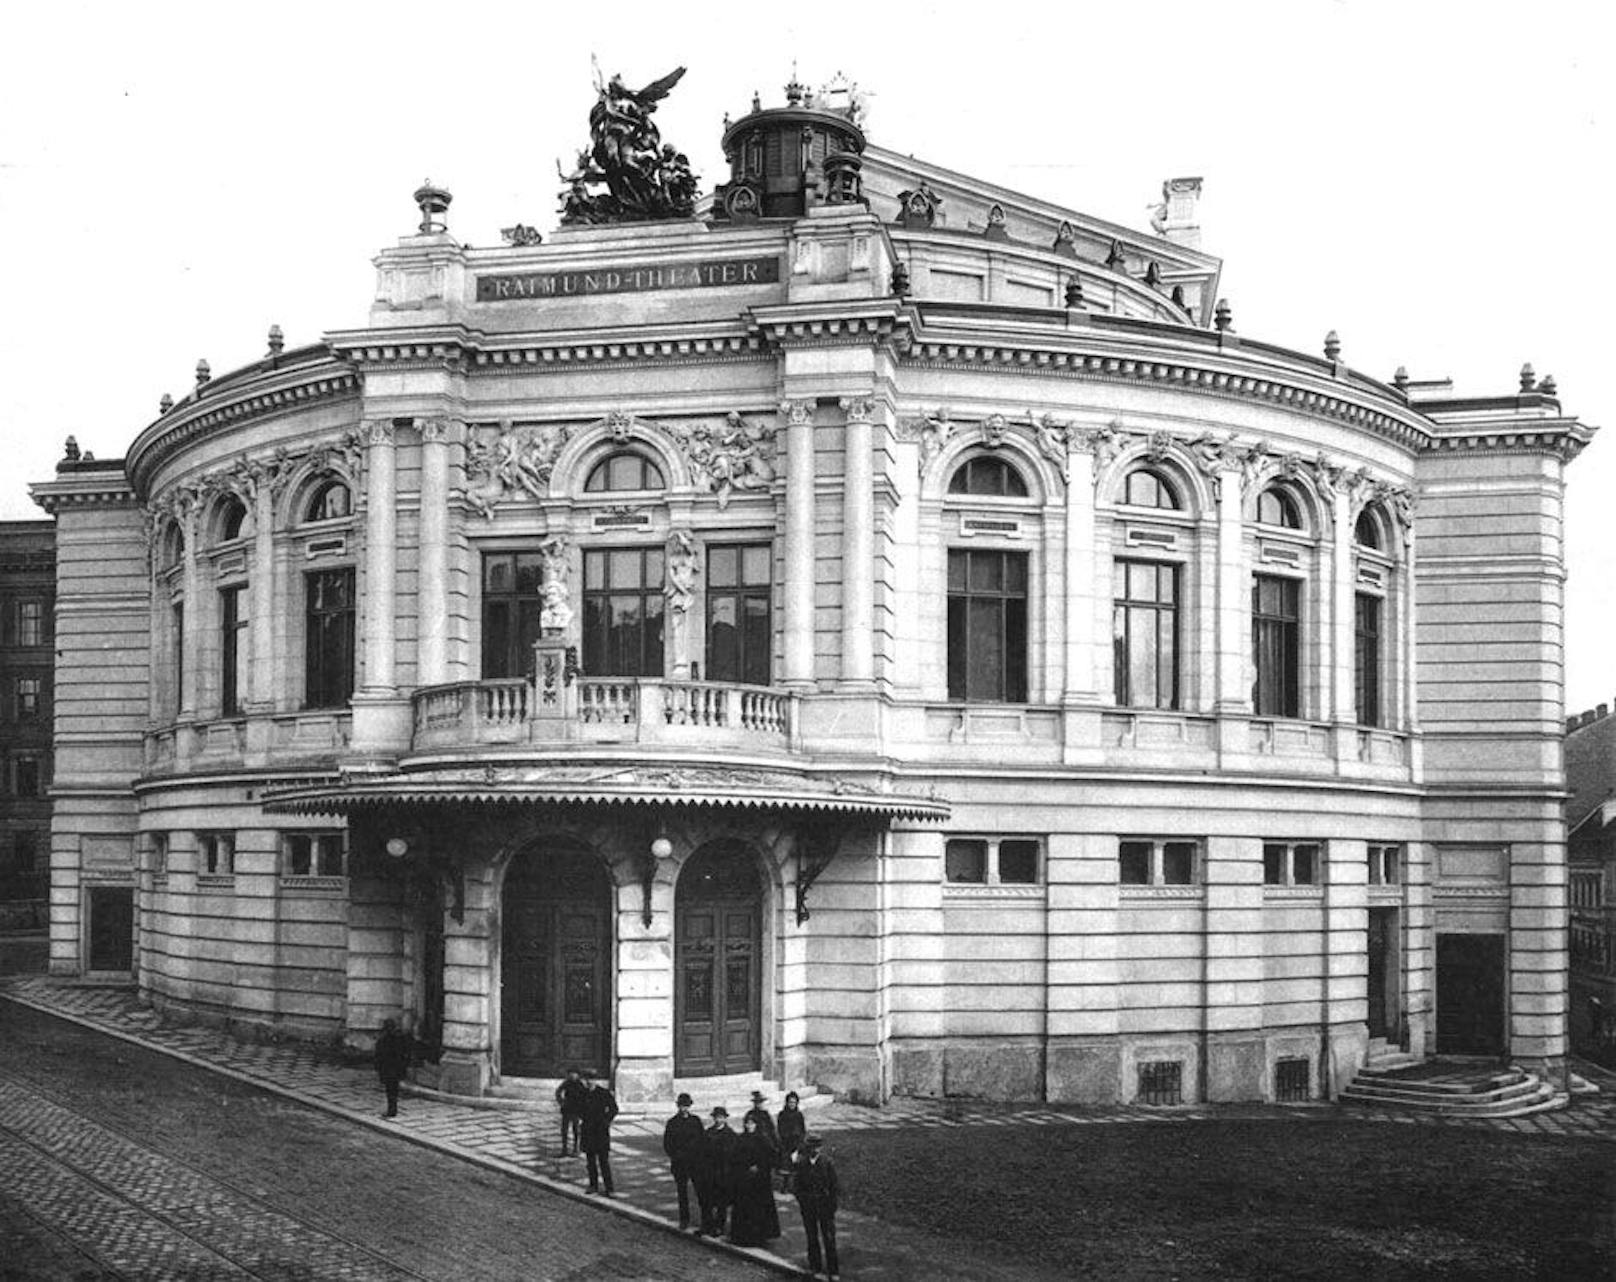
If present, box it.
[500,841,612,1077]
[675,839,763,1076]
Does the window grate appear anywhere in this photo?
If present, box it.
[1137,1060,1183,1105]
[1275,1057,1310,1102]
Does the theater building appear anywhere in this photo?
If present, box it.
[30,77,1590,1105]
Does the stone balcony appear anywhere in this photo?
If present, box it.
[410,676,800,755]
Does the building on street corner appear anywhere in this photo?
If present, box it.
[28,72,1592,1105]
[0,519,55,919]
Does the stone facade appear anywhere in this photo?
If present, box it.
[28,82,1591,1104]
[0,519,54,915]
[1566,701,1616,1061]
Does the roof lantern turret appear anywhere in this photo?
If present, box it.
[713,71,867,223]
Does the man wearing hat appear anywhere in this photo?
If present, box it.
[695,1104,736,1237]
[662,1092,704,1231]
[742,1089,779,1164]
[793,1132,840,1281]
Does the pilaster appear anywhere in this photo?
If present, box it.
[1203,835,1263,1101]
[781,399,816,688]
[881,827,946,1095]
[839,396,875,687]
[1214,466,1249,717]
[417,418,451,687]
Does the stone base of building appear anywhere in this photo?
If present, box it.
[614,1056,675,1105]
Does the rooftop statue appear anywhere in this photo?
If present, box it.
[559,64,699,224]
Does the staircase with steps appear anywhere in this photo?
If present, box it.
[1341,1048,1568,1117]
[482,1071,833,1119]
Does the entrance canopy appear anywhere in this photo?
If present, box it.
[263,761,950,822]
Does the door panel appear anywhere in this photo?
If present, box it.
[500,849,610,1077]
[1367,907,1399,1040]
[87,887,134,972]
[1436,933,1506,1055]
[675,844,762,1076]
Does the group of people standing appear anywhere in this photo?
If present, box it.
[663,1089,840,1280]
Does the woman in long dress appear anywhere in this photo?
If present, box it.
[726,1114,782,1246]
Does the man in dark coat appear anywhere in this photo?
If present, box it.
[662,1092,705,1230]
[554,1067,587,1156]
[579,1074,619,1196]
[373,1018,411,1118]
[695,1105,736,1237]
[793,1132,840,1281]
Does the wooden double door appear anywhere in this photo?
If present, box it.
[500,845,611,1077]
[675,841,762,1076]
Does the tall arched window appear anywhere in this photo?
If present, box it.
[1354,508,1383,550]
[948,456,1027,497]
[305,478,351,523]
[216,495,248,543]
[161,523,185,570]
[585,452,665,493]
[1257,485,1302,529]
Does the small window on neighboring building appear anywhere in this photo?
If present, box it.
[1119,838,1199,886]
[14,831,37,873]
[1121,468,1180,510]
[198,832,234,876]
[948,456,1028,498]
[284,832,345,877]
[945,836,1043,886]
[15,677,42,720]
[305,479,352,523]
[15,599,44,647]
[13,756,42,797]
[1257,485,1302,529]
[585,452,665,493]
[1264,841,1322,886]
[1369,844,1400,886]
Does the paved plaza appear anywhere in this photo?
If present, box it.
[1,969,1611,1279]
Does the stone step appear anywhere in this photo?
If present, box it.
[1342,1076,1544,1107]
[1340,1076,1562,1117]
[1351,1068,1526,1096]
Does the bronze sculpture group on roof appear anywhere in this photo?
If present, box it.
[559,65,699,224]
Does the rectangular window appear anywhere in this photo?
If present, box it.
[1252,574,1301,718]
[14,831,37,873]
[1264,841,1322,886]
[198,832,234,876]
[304,569,356,709]
[946,549,1028,702]
[13,757,42,797]
[15,677,42,721]
[1113,560,1179,709]
[945,836,1043,886]
[151,833,169,878]
[481,552,546,678]
[16,599,44,647]
[1355,592,1382,727]
[173,601,185,710]
[1369,844,1401,886]
[1119,838,1199,886]
[284,832,345,877]
[705,543,772,685]
[1138,1061,1184,1105]
[582,547,665,677]
[220,585,246,716]
[1275,1057,1311,1102]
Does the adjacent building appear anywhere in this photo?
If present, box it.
[1566,701,1616,1062]
[29,77,1591,1105]
[0,519,54,920]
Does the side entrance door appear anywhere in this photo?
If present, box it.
[1435,932,1506,1055]
[86,886,134,972]
[500,845,610,1077]
[1367,906,1400,1040]
[675,841,761,1076]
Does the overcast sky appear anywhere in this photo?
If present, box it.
[3,1,1610,712]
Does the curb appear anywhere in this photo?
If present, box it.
[1,991,809,1278]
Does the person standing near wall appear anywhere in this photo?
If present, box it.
[793,1132,840,1281]
[373,1018,411,1119]
[696,1105,736,1237]
[580,1073,619,1196]
[554,1067,587,1156]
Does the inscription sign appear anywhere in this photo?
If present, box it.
[592,511,653,531]
[477,256,781,302]
[960,516,1023,538]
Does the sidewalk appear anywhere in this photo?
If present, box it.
[4,974,1612,1280]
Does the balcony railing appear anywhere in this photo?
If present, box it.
[411,676,798,753]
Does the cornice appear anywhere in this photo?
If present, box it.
[126,357,359,496]
[1421,420,1594,463]
[746,298,916,350]
[30,469,138,514]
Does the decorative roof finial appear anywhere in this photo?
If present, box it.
[1065,276,1085,309]
[1213,299,1233,332]
[1393,366,1410,390]
[1105,239,1127,272]
[1143,261,1162,289]
[63,435,80,462]
[1540,374,1558,396]
[751,90,761,112]
[413,179,453,234]
[195,359,211,387]
[1519,362,1536,392]
[890,259,911,298]
[785,63,805,106]
[1324,330,1341,361]
[159,393,174,415]
[267,324,284,357]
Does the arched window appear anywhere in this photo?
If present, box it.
[585,452,664,493]
[216,495,248,543]
[305,479,351,523]
[948,456,1028,497]
[1121,468,1180,510]
[1354,508,1383,550]
[161,523,185,569]
[1257,485,1302,529]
